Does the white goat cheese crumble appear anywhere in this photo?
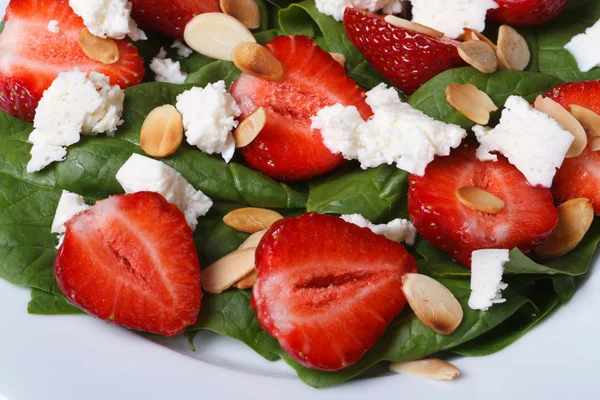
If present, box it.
[410,0,499,39]
[150,47,188,84]
[565,18,600,72]
[176,81,242,163]
[172,40,193,58]
[315,0,402,22]
[341,214,417,245]
[47,20,60,34]
[312,83,467,176]
[468,249,510,311]
[68,0,146,41]
[473,95,574,188]
[27,69,125,173]
[116,154,213,231]
[51,190,90,248]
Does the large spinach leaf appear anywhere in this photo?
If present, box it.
[28,288,83,315]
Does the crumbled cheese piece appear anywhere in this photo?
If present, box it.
[410,0,499,39]
[116,154,213,230]
[176,81,241,163]
[565,18,600,72]
[315,0,402,22]
[473,96,574,188]
[27,69,125,172]
[312,83,467,176]
[150,47,188,84]
[68,0,147,41]
[47,20,60,34]
[171,40,193,58]
[51,190,90,248]
[468,249,510,311]
[341,214,417,245]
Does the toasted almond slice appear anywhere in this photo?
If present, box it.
[220,0,261,29]
[202,248,256,294]
[183,13,256,61]
[534,198,594,260]
[238,229,268,250]
[329,52,346,66]
[569,104,600,149]
[140,105,184,158]
[233,269,257,289]
[223,207,284,233]
[402,273,463,335]
[78,28,120,65]
[589,136,600,151]
[383,15,444,38]
[389,359,460,380]
[457,40,497,73]
[534,96,587,158]
[456,186,505,214]
[463,28,497,52]
[445,83,498,125]
[496,25,530,71]
[234,107,266,148]
[232,42,285,81]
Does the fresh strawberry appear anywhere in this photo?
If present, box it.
[343,8,465,95]
[229,35,372,181]
[129,0,221,39]
[251,212,416,371]
[408,143,558,267]
[0,0,144,121]
[543,81,600,214]
[55,192,202,337]
[488,0,567,27]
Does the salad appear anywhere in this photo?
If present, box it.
[1,0,599,389]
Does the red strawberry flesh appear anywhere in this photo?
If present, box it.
[488,0,567,27]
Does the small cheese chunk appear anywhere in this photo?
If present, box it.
[116,154,213,230]
[565,18,600,72]
[28,145,67,173]
[51,190,90,248]
[315,0,402,22]
[69,0,147,41]
[171,40,193,58]
[47,20,60,34]
[176,81,242,163]
[312,83,467,176]
[468,249,510,311]
[410,0,499,39]
[150,47,188,84]
[473,95,574,188]
[341,214,417,245]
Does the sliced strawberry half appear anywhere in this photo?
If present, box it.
[544,80,600,214]
[488,0,567,27]
[129,0,221,39]
[229,35,372,181]
[408,143,558,267]
[343,8,465,95]
[251,212,416,371]
[0,0,144,121]
[55,192,202,337]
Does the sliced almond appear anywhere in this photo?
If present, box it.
[223,207,283,233]
[140,105,184,158]
[234,107,266,148]
[496,25,530,71]
[233,269,257,289]
[238,229,268,250]
[569,104,600,151]
[183,13,256,61]
[78,28,120,65]
[445,83,498,125]
[457,40,497,73]
[232,42,285,81]
[463,28,497,52]
[202,248,256,294]
[401,273,463,335]
[329,52,346,66]
[390,359,460,380]
[384,15,444,38]
[534,96,587,158]
[456,186,505,214]
[534,198,594,260]
[220,0,261,29]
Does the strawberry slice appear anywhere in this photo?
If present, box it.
[0,0,144,121]
[129,0,221,39]
[251,212,416,371]
[229,35,372,181]
[488,0,567,27]
[544,81,600,214]
[55,192,202,337]
[343,8,465,95]
[408,143,558,267]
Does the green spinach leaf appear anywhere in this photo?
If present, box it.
[28,289,83,315]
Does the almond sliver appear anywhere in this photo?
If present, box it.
[463,28,497,52]
[390,359,460,380]
[534,96,587,158]
[140,105,184,158]
[456,186,505,214]
[232,42,285,81]
[569,104,600,151]
[238,229,268,250]
[445,83,498,125]
[496,25,530,71]
[234,107,266,148]
[220,0,261,29]
[78,28,120,65]
[223,207,283,233]
[202,248,256,294]
[384,15,444,38]
[457,40,498,73]
[233,269,257,289]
